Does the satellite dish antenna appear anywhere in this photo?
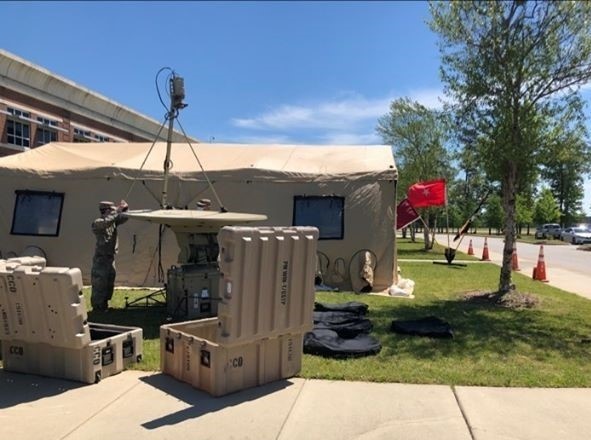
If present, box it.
[123,69,267,230]
[122,70,267,314]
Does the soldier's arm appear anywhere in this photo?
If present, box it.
[115,201,129,225]
[115,214,129,226]
[92,214,118,232]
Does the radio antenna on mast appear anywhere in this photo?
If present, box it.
[161,72,187,209]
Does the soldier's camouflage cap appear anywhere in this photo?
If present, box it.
[99,201,116,210]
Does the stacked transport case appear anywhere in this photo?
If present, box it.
[161,226,319,396]
[0,257,143,384]
[0,225,317,396]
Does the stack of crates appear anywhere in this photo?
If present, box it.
[160,226,319,396]
[0,258,143,384]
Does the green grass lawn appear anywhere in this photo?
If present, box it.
[304,264,591,387]
[3,238,590,387]
[396,237,478,261]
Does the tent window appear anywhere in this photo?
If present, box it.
[293,196,344,240]
[11,190,65,237]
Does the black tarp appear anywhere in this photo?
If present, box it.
[304,329,382,358]
[389,316,453,339]
[304,301,381,358]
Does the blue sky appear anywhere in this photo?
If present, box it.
[2,1,590,213]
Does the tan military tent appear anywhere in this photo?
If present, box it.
[0,142,398,291]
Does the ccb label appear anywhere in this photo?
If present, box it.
[9,345,24,356]
[230,356,243,368]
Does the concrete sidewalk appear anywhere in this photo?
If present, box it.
[2,369,590,440]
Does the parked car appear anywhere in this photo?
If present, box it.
[534,223,562,239]
[560,227,575,241]
[560,227,591,245]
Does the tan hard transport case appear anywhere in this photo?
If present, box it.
[160,226,318,396]
[0,259,142,383]
[161,318,303,397]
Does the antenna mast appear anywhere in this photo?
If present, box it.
[161,73,187,208]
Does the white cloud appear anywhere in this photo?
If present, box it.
[223,134,294,144]
[231,88,444,132]
[408,88,445,109]
[320,132,383,145]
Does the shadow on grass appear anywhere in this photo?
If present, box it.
[88,307,168,339]
[368,297,591,361]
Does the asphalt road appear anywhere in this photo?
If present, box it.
[434,234,591,300]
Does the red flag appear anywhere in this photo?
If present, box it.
[407,179,446,208]
[396,198,420,230]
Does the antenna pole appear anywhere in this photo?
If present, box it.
[161,110,174,209]
[161,73,187,209]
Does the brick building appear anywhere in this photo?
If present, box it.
[0,49,193,157]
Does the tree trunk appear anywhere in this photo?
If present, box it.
[423,212,431,250]
[499,161,517,294]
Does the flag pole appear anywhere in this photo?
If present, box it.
[445,182,450,249]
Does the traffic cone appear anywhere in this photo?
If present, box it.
[467,239,474,256]
[481,237,491,261]
[511,242,520,271]
[532,245,549,282]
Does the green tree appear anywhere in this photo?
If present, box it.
[540,98,591,227]
[430,1,591,293]
[484,194,504,234]
[533,188,561,225]
[377,98,454,249]
[515,193,534,235]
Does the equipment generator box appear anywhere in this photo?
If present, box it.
[0,260,143,383]
[161,318,303,397]
[216,226,318,346]
[166,265,220,320]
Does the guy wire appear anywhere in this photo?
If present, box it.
[175,117,227,212]
[123,114,168,201]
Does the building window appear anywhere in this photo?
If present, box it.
[37,116,59,127]
[94,134,110,142]
[293,196,344,240]
[11,190,65,237]
[36,127,57,146]
[6,120,30,147]
[7,107,31,119]
[73,127,92,142]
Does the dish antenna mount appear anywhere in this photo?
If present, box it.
[161,72,187,209]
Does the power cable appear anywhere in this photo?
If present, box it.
[155,67,173,112]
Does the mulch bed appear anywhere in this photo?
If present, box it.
[463,289,540,310]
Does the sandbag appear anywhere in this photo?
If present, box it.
[314,301,369,315]
[390,316,453,339]
[313,311,373,338]
[304,329,382,358]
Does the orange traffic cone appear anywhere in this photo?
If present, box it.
[532,245,549,282]
[467,239,474,256]
[481,237,491,261]
[511,242,520,271]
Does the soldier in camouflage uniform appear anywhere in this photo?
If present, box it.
[91,200,129,311]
